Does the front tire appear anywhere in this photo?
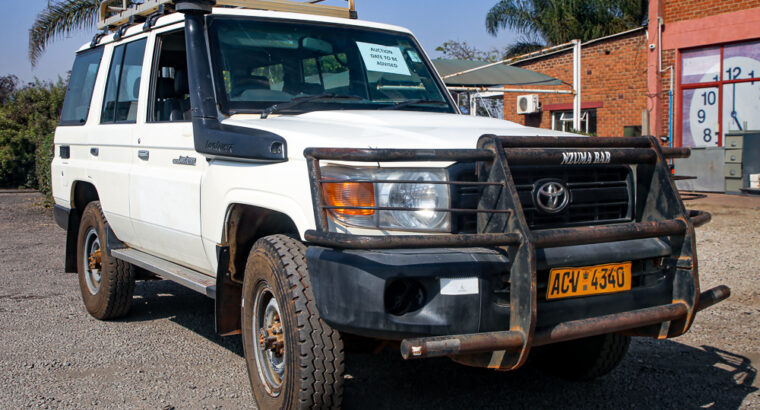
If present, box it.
[531,333,630,381]
[241,234,344,410]
[76,201,135,320]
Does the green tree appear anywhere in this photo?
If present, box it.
[0,79,67,202]
[486,0,647,56]
[435,40,503,62]
[0,75,20,105]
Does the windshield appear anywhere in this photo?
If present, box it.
[207,17,456,115]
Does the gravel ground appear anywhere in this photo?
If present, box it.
[0,191,758,409]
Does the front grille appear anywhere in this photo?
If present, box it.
[513,165,633,229]
[450,164,633,233]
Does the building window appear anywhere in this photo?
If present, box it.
[624,125,642,137]
[551,109,597,134]
[679,39,760,147]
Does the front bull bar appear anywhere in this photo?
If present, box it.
[304,135,730,370]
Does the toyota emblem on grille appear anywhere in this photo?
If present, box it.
[535,180,570,214]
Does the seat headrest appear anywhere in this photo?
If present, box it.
[155,77,175,99]
[132,78,141,100]
[174,69,189,95]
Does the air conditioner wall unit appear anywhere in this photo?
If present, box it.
[517,94,540,114]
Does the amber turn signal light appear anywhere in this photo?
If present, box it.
[322,181,375,216]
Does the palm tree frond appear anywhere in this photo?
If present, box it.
[487,0,647,47]
[486,0,544,38]
[503,41,546,58]
[28,0,100,67]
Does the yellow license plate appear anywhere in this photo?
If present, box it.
[547,262,632,300]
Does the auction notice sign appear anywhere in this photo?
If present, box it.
[356,42,411,76]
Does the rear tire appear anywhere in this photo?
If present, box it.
[76,201,135,320]
[531,333,630,381]
[241,234,344,410]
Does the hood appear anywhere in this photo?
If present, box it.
[223,110,575,159]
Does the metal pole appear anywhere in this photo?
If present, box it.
[572,39,582,131]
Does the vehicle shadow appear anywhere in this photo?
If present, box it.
[343,343,757,410]
[125,280,757,409]
[125,280,245,357]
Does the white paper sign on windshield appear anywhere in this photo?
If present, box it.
[356,42,411,76]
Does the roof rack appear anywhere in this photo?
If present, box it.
[98,0,357,30]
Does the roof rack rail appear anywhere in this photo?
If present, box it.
[98,0,357,30]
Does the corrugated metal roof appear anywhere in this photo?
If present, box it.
[433,59,562,87]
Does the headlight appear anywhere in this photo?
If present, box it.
[321,166,451,232]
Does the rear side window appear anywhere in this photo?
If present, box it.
[101,39,147,123]
[59,48,103,125]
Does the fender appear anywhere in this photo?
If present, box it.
[202,188,314,269]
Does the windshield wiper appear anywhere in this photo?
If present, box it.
[260,93,364,119]
[379,99,449,110]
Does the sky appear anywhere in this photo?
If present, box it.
[0,0,518,83]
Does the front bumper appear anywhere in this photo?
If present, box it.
[306,238,675,339]
[307,239,730,364]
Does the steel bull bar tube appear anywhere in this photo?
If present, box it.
[401,286,730,360]
[503,147,690,166]
[491,135,690,158]
[304,231,521,249]
[532,219,687,249]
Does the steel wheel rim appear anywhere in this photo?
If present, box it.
[82,227,102,295]
[252,282,285,397]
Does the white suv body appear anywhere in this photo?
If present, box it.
[51,3,726,408]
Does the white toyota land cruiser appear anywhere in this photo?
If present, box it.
[52,1,730,408]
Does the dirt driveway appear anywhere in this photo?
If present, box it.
[0,191,758,409]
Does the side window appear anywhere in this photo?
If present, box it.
[303,58,322,86]
[551,109,598,134]
[60,48,103,125]
[300,54,350,94]
[319,53,350,93]
[150,30,190,122]
[101,38,147,123]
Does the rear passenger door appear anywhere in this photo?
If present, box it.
[129,26,211,274]
[87,37,148,247]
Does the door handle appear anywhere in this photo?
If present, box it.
[138,150,150,160]
[90,147,99,157]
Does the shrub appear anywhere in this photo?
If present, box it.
[35,132,55,204]
[0,77,66,203]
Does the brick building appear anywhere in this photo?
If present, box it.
[503,1,760,149]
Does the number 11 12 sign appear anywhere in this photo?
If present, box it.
[682,42,760,148]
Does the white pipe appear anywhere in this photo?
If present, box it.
[658,17,664,73]
[514,28,644,66]
[573,39,582,131]
[446,87,573,94]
